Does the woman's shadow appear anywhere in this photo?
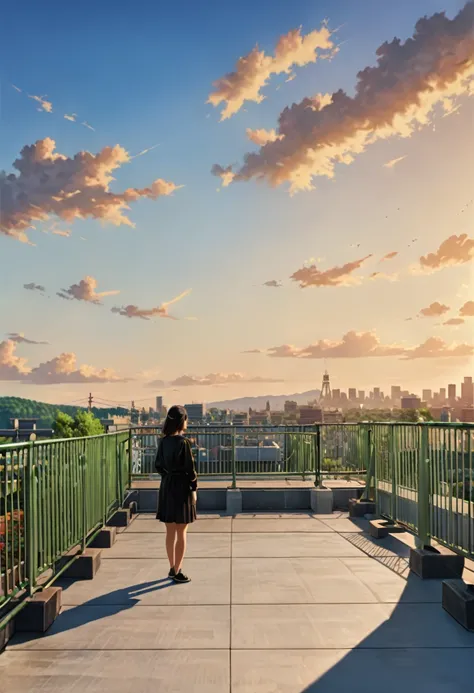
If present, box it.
[14,578,175,644]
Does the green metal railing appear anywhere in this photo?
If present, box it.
[371,422,474,558]
[129,424,368,483]
[0,432,129,622]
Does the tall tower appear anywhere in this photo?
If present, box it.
[319,370,332,403]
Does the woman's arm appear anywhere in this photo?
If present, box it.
[183,439,198,491]
[154,439,166,475]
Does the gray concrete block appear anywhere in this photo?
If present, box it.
[348,498,375,518]
[198,489,227,511]
[409,546,464,580]
[369,519,405,539]
[106,508,131,527]
[15,587,62,633]
[442,579,474,631]
[62,549,102,580]
[136,489,159,513]
[227,489,242,514]
[0,618,15,651]
[241,489,310,511]
[332,486,364,510]
[89,527,117,549]
[310,488,333,514]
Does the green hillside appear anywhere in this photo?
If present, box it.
[0,396,128,429]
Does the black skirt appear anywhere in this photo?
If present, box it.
[157,473,196,524]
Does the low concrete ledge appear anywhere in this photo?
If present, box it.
[15,587,62,633]
[310,488,333,514]
[226,489,242,514]
[369,519,405,539]
[106,508,131,528]
[128,500,138,515]
[63,548,102,580]
[409,545,464,580]
[348,498,376,518]
[89,526,117,549]
[442,579,474,631]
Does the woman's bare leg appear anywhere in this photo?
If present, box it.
[165,523,177,569]
[174,523,188,573]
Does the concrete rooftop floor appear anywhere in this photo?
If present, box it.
[1,512,473,692]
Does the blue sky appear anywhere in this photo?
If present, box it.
[1,0,473,406]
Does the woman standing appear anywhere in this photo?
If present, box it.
[155,405,197,583]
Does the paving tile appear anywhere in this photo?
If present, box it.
[59,559,230,606]
[127,516,232,533]
[231,556,439,604]
[0,651,229,693]
[105,532,230,558]
[233,513,318,519]
[9,605,229,651]
[320,518,369,533]
[232,603,474,649]
[232,518,333,533]
[232,649,474,693]
[232,533,364,558]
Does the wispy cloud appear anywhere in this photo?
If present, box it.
[383,155,407,169]
[291,255,372,288]
[81,121,95,131]
[419,302,450,317]
[64,113,77,122]
[213,4,474,192]
[51,228,72,237]
[6,332,49,345]
[57,276,120,305]
[169,373,283,387]
[369,272,398,282]
[380,251,398,262]
[28,94,53,113]
[443,318,465,326]
[263,280,283,288]
[112,289,192,321]
[130,144,160,160]
[23,282,45,293]
[1,138,181,243]
[208,23,336,119]
[11,84,22,93]
[415,234,474,273]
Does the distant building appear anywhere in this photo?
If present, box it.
[299,406,323,425]
[391,385,402,401]
[185,403,206,423]
[322,408,343,424]
[358,390,365,402]
[401,395,421,410]
[348,388,357,401]
[422,389,432,403]
[231,412,249,425]
[249,411,270,425]
[284,400,298,414]
[460,407,474,423]
[461,377,474,406]
[448,384,456,402]
[439,388,447,402]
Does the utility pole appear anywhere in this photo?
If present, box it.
[88,392,93,411]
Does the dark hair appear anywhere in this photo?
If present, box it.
[162,405,188,437]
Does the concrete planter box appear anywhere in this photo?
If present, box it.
[409,545,464,579]
[442,579,474,631]
[310,488,333,514]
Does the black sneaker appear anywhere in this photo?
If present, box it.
[173,570,191,584]
[168,567,176,578]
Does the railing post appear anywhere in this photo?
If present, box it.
[80,453,87,554]
[390,425,397,521]
[128,429,133,487]
[315,426,322,488]
[231,427,237,489]
[24,442,36,597]
[416,424,431,549]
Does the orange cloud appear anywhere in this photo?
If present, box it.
[0,340,123,383]
[112,289,191,321]
[459,300,474,317]
[208,24,335,119]
[417,234,474,273]
[1,138,181,243]
[261,330,473,360]
[211,164,235,187]
[419,301,450,317]
[213,4,474,192]
[369,272,398,282]
[57,276,120,304]
[291,255,372,288]
[403,336,473,359]
[383,155,407,169]
[246,128,283,146]
[170,373,283,387]
[380,251,398,262]
[443,318,465,326]
[28,94,53,113]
